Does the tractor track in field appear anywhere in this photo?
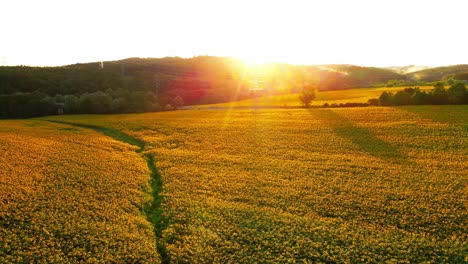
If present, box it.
[46,120,170,264]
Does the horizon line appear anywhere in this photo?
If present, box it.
[1,55,466,69]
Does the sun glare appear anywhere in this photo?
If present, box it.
[239,54,275,67]
[1,0,465,67]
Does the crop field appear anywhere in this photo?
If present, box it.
[194,86,434,108]
[0,121,160,263]
[41,105,468,263]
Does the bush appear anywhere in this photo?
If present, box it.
[368,98,379,106]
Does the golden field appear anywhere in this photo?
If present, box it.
[193,86,434,108]
[0,121,160,263]
[43,105,468,263]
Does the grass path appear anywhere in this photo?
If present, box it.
[46,120,169,264]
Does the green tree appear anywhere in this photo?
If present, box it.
[447,82,467,104]
[79,91,112,114]
[430,82,448,104]
[63,95,80,114]
[393,90,412,105]
[298,84,316,108]
[379,91,393,106]
[411,89,428,105]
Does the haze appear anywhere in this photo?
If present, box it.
[1,0,466,67]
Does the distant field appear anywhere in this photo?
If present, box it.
[43,105,468,263]
[0,121,160,263]
[193,86,434,108]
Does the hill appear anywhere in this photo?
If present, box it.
[0,57,466,118]
[406,64,468,82]
[1,58,405,98]
[385,65,431,74]
[452,72,468,81]
[317,64,405,88]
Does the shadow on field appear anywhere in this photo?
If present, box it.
[402,105,468,133]
[309,109,405,162]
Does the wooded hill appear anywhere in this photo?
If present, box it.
[1,56,467,117]
[405,64,468,82]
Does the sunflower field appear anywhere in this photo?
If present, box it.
[0,120,160,263]
[43,105,468,263]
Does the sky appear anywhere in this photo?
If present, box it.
[1,0,466,67]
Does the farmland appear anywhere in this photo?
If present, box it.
[193,86,434,109]
[0,121,160,263]
[39,105,468,263]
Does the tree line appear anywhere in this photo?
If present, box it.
[0,89,180,118]
[0,58,243,118]
[375,82,468,106]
